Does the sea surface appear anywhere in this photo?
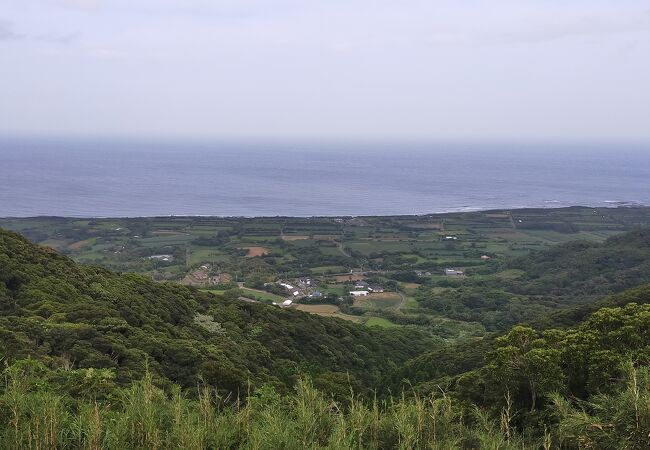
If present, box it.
[1,137,649,217]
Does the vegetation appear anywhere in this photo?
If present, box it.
[3,207,650,333]
[2,294,650,448]
[385,283,650,392]
[414,227,650,331]
[0,229,437,396]
[2,211,650,448]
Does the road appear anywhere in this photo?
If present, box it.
[396,291,408,310]
[333,239,351,257]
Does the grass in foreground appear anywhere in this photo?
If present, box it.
[2,362,648,449]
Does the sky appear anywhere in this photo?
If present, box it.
[1,0,649,142]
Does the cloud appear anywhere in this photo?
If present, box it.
[35,31,80,44]
[46,0,102,9]
[0,18,78,44]
[0,19,22,41]
[2,0,649,141]
[486,13,650,46]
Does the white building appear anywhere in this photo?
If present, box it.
[445,268,464,276]
[282,299,293,307]
[349,290,369,297]
[148,254,174,262]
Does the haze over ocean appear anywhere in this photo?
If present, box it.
[1,137,648,218]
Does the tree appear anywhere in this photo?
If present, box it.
[486,326,564,411]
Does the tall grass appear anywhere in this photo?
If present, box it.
[552,363,650,449]
[1,365,648,449]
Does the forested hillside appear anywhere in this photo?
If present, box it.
[0,228,437,397]
[2,227,650,448]
[385,282,650,394]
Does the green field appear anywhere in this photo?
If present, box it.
[240,287,285,302]
[365,317,400,328]
[4,206,650,334]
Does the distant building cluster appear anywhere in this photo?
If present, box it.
[348,280,384,297]
[148,254,174,262]
[445,268,464,277]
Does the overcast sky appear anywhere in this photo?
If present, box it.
[1,0,649,142]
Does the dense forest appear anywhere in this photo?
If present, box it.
[1,227,650,448]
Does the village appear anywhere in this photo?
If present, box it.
[177,260,480,325]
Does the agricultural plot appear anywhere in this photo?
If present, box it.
[3,206,650,332]
[240,246,269,257]
[353,292,401,310]
[1,207,647,277]
[295,304,362,323]
[239,288,284,302]
[365,317,401,328]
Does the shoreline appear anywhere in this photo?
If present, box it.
[1,203,648,221]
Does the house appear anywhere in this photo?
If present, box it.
[293,291,300,296]
[355,281,369,289]
[481,255,492,261]
[445,268,464,276]
[282,299,293,307]
[279,282,295,290]
[309,291,323,298]
[369,285,384,293]
[349,290,369,297]
[148,254,174,262]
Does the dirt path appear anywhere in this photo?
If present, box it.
[396,292,407,310]
[333,240,351,257]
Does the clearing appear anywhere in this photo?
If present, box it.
[296,304,362,323]
[241,246,269,257]
[365,317,400,328]
[69,238,95,250]
[354,292,402,309]
[281,235,309,241]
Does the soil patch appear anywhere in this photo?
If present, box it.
[69,238,94,250]
[281,235,309,241]
[241,246,269,257]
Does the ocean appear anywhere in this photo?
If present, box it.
[1,137,649,217]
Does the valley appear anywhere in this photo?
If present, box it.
[3,206,650,338]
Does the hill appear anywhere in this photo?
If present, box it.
[0,228,437,396]
[2,227,650,448]
[384,283,650,395]
[2,279,649,448]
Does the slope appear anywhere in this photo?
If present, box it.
[0,228,438,396]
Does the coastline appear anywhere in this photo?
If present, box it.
[1,203,648,220]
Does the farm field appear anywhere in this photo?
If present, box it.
[295,304,362,323]
[3,206,650,335]
[353,292,402,309]
[240,246,269,257]
[365,317,401,328]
